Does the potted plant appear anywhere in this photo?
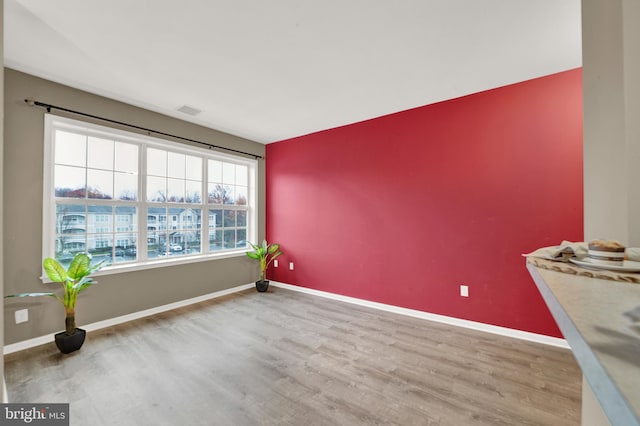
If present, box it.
[246,240,283,292]
[5,252,104,354]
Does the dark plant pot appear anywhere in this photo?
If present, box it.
[55,328,86,354]
[255,280,269,292]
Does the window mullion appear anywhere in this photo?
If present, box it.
[202,158,209,254]
[139,144,148,261]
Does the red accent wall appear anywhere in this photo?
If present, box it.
[265,69,583,337]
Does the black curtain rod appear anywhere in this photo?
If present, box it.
[25,98,263,160]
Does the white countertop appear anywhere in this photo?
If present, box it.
[527,262,640,426]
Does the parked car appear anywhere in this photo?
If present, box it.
[169,244,182,252]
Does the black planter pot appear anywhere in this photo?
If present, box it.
[55,328,86,354]
[255,280,269,292]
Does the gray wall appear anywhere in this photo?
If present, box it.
[1,0,5,402]
[3,68,265,345]
[582,2,639,422]
[583,0,640,246]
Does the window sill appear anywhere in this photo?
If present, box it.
[41,249,250,282]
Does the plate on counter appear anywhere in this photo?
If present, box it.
[569,258,640,273]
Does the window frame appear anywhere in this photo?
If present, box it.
[43,114,257,276]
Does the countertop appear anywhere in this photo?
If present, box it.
[527,262,640,426]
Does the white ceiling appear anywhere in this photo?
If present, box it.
[4,0,582,144]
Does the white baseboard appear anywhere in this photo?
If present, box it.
[3,283,254,355]
[3,280,569,355]
[270,281,570,349]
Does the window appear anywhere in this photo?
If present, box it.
[43,115,257,270]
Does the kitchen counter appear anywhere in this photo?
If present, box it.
[527,262,640,426]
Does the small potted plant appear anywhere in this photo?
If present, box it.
[5,252,104,354]
[246,240,282,292]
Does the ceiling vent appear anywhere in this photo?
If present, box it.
[176,105,202,116]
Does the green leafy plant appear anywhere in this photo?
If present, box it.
[246,240,283,282]
[5,253,104,335]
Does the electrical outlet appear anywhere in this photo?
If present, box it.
[274,260,278,268]
[289,262,294,270]
[15,309,29,324]
[460,285,469,297]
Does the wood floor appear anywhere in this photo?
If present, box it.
[4,287,582,425]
